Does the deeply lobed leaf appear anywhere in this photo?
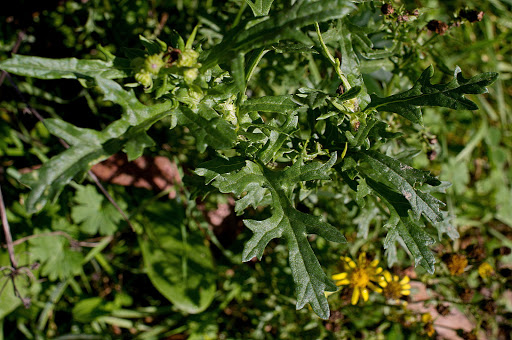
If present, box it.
[196,154,344,319]
[365,66,498,124]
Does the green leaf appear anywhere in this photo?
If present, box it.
[336,19,370,107]
[294,88,329,110]
[231,52,246,96]
[29,230,84,281]
[124,132,155,161]
[72,297,110,323]
[201,0,356,69]
[20,77,175,213]
[441,158,470,195]
[395,216,436,274]
[176,103,237,152]
[358,150,444,223]
[197,153,344,319]
[383,226,399,267]
[139,35,166,54]
[245,0,274,16]
[364,66,499,124]
[257,113,298,163]
[239,95,299,114]
[496,186,512,227]
[71,185,125,235]
[195,156,246,185]
[433,211,459,240]
[354,203,379,239]
[139,202,216,314]
[360,176,436,273]
[0,54,130,80]
[272,41,317,54]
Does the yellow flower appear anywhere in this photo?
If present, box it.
[478,262,494,279]
[421,313,435,337]
[444,254,468,275]
[421,312,432,323]
[379,271,411,303]
[331,252,383,305]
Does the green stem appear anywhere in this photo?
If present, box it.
[314,22,350,90]
[233,2,248,28]
[245,48,268,85]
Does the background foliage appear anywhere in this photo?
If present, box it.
[0,0,511,339]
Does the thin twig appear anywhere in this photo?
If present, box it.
[0,186,17,268]
[3,73,135,232]
[154,12,169,37]
[2,230,106,248]
[0,186,32,307]
[87,171,135,232]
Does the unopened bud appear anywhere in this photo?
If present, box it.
[135,70,153,88]
[177,48,199,68]
[184,68,199,84]
[144,54,165,75]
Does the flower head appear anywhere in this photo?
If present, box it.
[379,270,411,303]
[478,262,494,279]
[144,54,165,75]
[177,48,200,68]
[331,252,383,305]
[444,254,468,275]
[421,313,435,337]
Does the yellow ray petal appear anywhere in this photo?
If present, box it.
[368,282,382,292]
[399,276,410,284]
[351,288,360,305]
[383,271,392,282]
[335,279,350,286]
[332,272,348,280]
[361,288,369,302]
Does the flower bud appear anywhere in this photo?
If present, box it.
[144,54,165,75]
[184,68,199,84]
[177,48,199,68]
[134,70,153,88]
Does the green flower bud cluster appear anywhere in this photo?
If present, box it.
[216,97,237,125]
[133,53,165,89]
[176,48,201,84]
[177,49,199,68]
[134,71,153,88]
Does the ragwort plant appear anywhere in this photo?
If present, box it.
[0,0,498,320]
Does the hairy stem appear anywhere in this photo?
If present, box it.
[0,186,17,268]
